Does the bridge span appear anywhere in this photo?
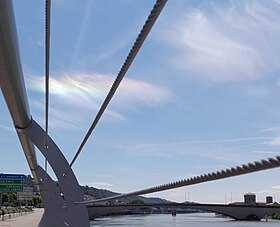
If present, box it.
[87,203,280,221]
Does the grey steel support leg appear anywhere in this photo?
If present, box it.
[0,1,89,225]
[34,166,67,227]
[17,120,90,227]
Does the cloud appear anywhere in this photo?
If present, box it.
[70,0,93,69]
[259,127,280,134]
[99,175,114,178]
[94,29,136,64]
[272,185,280,190]
[0,125,15,133]
[253,150,278,154]
[118,136,271,164]
[119,144,172,158]
[28,72,170,107]
[86,182,114,189]
[138,136,271,147]
[0,125,17,143]
[256,189,272,194]
[245,87,270,98]
[159,1,280,82]
[264,137,280,146]
[27,72,170,129]
[255,185,280,196]
[29,99,80,130]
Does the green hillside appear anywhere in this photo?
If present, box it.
[81,185,171,204]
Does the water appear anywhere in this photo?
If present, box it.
[90,213,280,226]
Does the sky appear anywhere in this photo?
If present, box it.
[1,0,280,203]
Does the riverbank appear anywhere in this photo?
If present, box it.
[0,208,43,227]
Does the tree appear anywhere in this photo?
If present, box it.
[128,199,146,205]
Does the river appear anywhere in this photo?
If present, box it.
[90,213,280,226]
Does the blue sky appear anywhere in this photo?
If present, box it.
[1,0,280,203]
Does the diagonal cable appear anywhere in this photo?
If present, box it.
[77,156,280,204]
[70,0,168,167]
[45,0,51,172]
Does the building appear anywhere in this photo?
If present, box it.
[230,193,273,206]
[83,194,94,201]
[244,193,256,205]
[266,196,273,204]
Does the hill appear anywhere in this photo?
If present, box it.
[81,185,171,204]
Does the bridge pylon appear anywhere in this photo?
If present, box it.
[0,1,90,226]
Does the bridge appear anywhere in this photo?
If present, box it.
[87,203,280,221]
[1,0,280,226]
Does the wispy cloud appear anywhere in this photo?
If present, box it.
[0,125,15,133]
[70,0,93,69]
[264,137,280,146]
[253,150,278,155]
[259,127,280,134]
[117,136,272,163]
[255,185,280,196]
[95,29,136,63]
[0,126,17,143]
[99,175,114,179]
[85,182,114,189]
[272,185,280,190]
[137,137,272,147]
[245,86,270,98]
[27,72,170,129]
[159,1,280,82]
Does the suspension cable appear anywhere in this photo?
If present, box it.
[70,0,168,167]
[77,155,280,204]
[45,0,51,172]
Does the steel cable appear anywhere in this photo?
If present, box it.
[45,0,51,172]
[70,0,168,167]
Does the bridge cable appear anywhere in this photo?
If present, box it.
[44,0,51,172]
[70,0,168,167]
[77,155,280,204]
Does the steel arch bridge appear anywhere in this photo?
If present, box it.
[0,1,280,226]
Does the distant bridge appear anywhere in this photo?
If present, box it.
[87,203,280,221]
